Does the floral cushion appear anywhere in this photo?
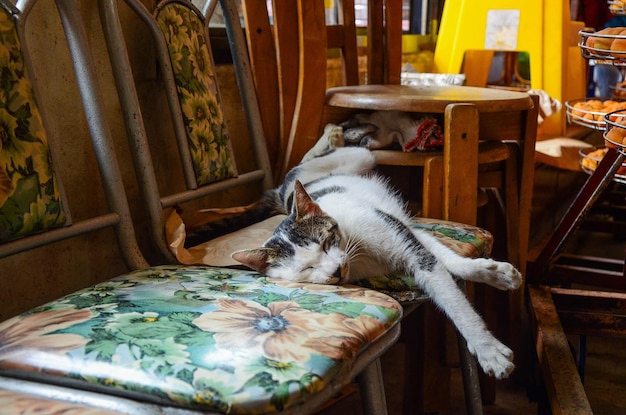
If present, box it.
[0,6,66,242]
[155,1,236,185]
[0,266,401,414]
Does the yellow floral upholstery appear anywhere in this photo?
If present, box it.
[155,2,236,185]
[0,6,66,242]
[0,266,401,414]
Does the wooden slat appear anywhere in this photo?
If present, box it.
[278,0,327,177]
[383,0,402,84]
[443,103,478,225]
[551,287,626,338]
[240,0,280,168]
[528,285,593,415]
[367,0,384,84]
[336,0,359,85]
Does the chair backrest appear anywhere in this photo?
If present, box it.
[98,0,274,262]
[242,0,403,180]
[0,0,147,271]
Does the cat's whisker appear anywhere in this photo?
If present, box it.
[344,234,365,263]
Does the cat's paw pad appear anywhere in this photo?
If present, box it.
[493,261,523,290]
[476,259,522,290]
[471,339,515,379]
[328,125,345,148]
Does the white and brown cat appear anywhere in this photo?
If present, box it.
[230,124,522,379]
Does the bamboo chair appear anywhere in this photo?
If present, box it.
[0,1,404,413]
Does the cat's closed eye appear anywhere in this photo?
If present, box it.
[322,233,338,253]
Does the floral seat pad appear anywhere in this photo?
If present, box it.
[0,266,402,414]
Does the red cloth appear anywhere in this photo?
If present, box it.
[402,118,443,152]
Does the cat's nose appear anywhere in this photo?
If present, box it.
[333,268,342,279]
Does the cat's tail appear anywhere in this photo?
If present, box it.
[184,190,286,248]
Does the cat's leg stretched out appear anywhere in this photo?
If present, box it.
[408,260,516,379]
[413,230,523,290]
[402,228,521,377]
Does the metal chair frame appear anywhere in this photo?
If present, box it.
[0,1,400,413]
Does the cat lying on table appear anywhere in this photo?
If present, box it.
[227,123,522,380]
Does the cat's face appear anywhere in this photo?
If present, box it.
[232,181,349,284]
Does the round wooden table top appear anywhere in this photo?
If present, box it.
[325,84,534,113]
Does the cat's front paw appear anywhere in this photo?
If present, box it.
[468,338,515,379]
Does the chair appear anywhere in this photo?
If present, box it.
[242,0,538,411]
[98,2,523,414]
[96,1,505,414]
[243,0,537,273]
[526,146,626,414]
[0,1,404,413]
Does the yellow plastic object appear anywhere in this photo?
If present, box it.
[433,0,587,138]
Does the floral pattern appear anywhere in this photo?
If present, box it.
[0,266,401,414]
[0,6,66,242]
[155,1,236,185]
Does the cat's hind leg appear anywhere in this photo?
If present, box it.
[411,263,515,379]
[450,257,522,290]
[414,230,522,290]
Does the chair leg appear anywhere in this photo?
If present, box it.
[357,358,389,415]
[457,281,484,415]
[457,330,484,415]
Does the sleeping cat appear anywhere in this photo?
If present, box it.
[231,124,522,380]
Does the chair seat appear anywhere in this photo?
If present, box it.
[0,266,402,414]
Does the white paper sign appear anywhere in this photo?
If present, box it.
[485,9,520,50]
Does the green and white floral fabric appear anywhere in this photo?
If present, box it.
[0,266,401,414]
[156,1,236,185]
[0,6,66,242]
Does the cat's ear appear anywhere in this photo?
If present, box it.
[232,248,273,272]
[294,180,324,218]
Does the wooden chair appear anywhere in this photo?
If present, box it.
[0,1,404,413]
[243,0,537,273]
[243,0,538,411]
[526,146,626,414]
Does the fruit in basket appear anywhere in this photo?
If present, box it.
[611,34,626,58]
[582,148,626,175]
[581,148,607,170]
[606,127,626,148]
[585,27,625,52]
[610,0,626,14]
[569,99,626,126]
